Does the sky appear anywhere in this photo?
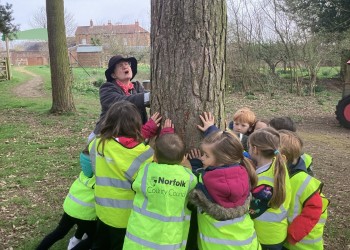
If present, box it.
[10,0,151,32]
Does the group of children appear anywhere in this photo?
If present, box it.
[36,101,329,250]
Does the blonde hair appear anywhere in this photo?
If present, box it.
[248,127,286,208]
[202,130,258,188]
[233,107,256,127]
[279,130,303,164]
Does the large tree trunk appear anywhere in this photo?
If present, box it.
[150,0,227,149]
[46,0,75,113]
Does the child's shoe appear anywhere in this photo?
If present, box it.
[67,236,81,250]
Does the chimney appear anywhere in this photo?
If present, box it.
[90,19,93,27]
[108,20,112,26]
[135,21,139,26]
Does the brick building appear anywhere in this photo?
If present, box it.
[6,50,49,66]
[69,45,103,68]
[75,20,150,48]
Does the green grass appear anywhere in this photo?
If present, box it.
[275,66,340,79]
[0,67,100,249]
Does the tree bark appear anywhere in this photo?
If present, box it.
[46,0,75,113]
[150,0,227,149]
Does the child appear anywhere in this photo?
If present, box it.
[232,107,256,134]
[225,107,256,150]
[88,100,162,250]
[36,150,96,250]
[198,111,251,158]
[188,130,260,250]
[123,129,197,250]
[269,117,314,176]
[279,130,329,250]
[269,117,296,132]
[248,127,291,250]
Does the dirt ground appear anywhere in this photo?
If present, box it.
[12,68,45,98]
[2,70,350,249]
[298,116,350,248]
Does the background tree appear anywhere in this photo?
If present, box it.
[31,6,76,36]
[0,2,18,36]
[46,0,75,113]
[150,0,227,149]
[281,0,350,33]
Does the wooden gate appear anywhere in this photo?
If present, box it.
[0,57,9,81]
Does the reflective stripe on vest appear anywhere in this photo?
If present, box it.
[213,216,245,228]
[290,175,312,222]
[96,176,131,189]
[318,218,326,224]
[89,139,97,174]
[200,232,257,246]
[95,197,133,208]
[255,206,287,222]
[125,149,154,182]
[299,236,323,244]
[258,176,274,183]
[126,232,187,250]
[132,206,191,222]
[67,193,94,208]
[300,153,312,170]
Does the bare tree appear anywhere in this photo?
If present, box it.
[150,0,227,149]
[30,6,76,36]
[46,0,75,113]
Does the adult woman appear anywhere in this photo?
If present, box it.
[90,55,150,140]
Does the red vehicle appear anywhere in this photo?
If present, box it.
[336,59,350,128]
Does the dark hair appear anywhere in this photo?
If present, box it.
[97,101,143,155]
[248,127,286,208]
[155,134,185,165]
[202,130,258,188]
[269,117,296,132]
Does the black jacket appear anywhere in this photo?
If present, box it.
[93,81,147,134]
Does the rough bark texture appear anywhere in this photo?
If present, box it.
[46,0,75,113]
[151,0,227,149]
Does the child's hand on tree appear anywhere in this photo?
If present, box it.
[197,112,215,132]
[160,118,175,135]
[163,118,174,129]
[150,112,162,127]
[187,148,203,171]
[181,155,192,169]
[188,148,202,160]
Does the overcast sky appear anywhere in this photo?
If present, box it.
[10,0,151,31]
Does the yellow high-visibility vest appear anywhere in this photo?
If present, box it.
[253,158,291,245]
[123,162,197,250]
[63,171,96,221]
[197,175,261,250]
[89,138,153,228]
[284,171,329,250]
[300,153,313,173]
